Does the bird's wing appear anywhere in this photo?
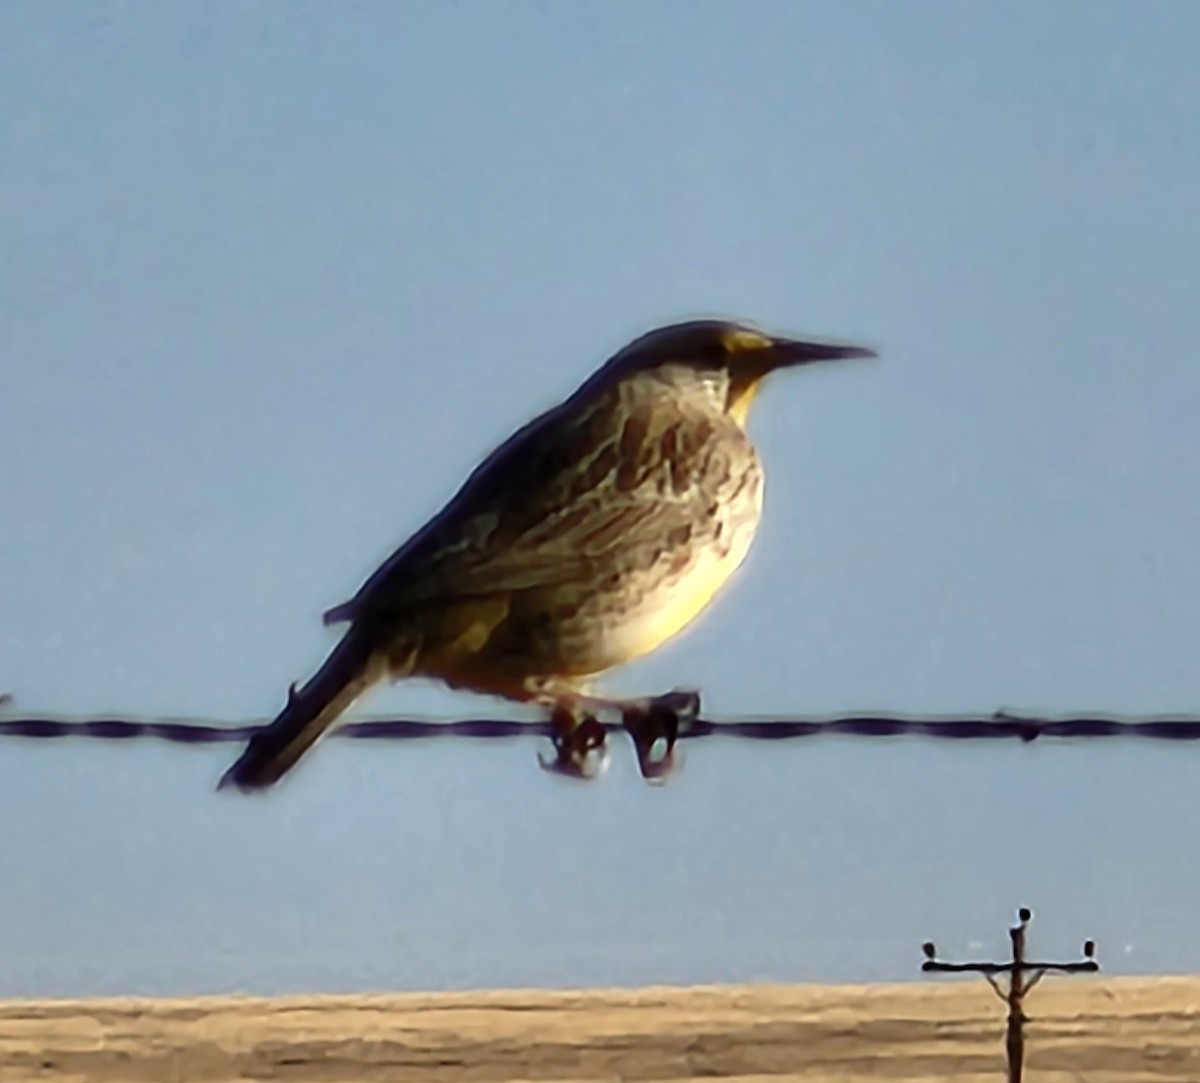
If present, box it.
[327,384,736,623]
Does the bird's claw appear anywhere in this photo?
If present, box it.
[537,715,610,780]
[622,689,700,783]
[536,690,700,781]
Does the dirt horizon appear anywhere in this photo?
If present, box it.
[2,976,1197,1081]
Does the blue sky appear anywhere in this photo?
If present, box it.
[2,1,1199,996]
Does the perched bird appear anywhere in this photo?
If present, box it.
[219,319,874,790]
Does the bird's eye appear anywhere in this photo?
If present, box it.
[699,337,730,367]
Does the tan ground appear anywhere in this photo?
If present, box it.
[1,977,1198,1082]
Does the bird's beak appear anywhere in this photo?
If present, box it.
[763,336,878,370]
[722,330,877,425]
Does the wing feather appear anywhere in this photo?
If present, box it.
[330,381,737,623]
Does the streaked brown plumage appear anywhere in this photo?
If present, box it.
[220,319,874,790]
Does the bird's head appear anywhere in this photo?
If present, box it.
[599,319,877,427]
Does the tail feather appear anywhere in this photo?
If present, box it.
[218,630,384,791]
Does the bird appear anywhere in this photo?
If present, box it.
[219,319,875,791]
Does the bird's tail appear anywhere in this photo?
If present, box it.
[218,628,385,792]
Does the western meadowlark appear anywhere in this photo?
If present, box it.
[219,319,874,791]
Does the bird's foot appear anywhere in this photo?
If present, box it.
[537,708,610,780]
[620,689,700,783]
[534,689,700,781]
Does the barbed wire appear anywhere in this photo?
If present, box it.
[2,706,1200,744]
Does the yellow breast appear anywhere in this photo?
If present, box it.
[610,501,763,664]
[629,549,748,656]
